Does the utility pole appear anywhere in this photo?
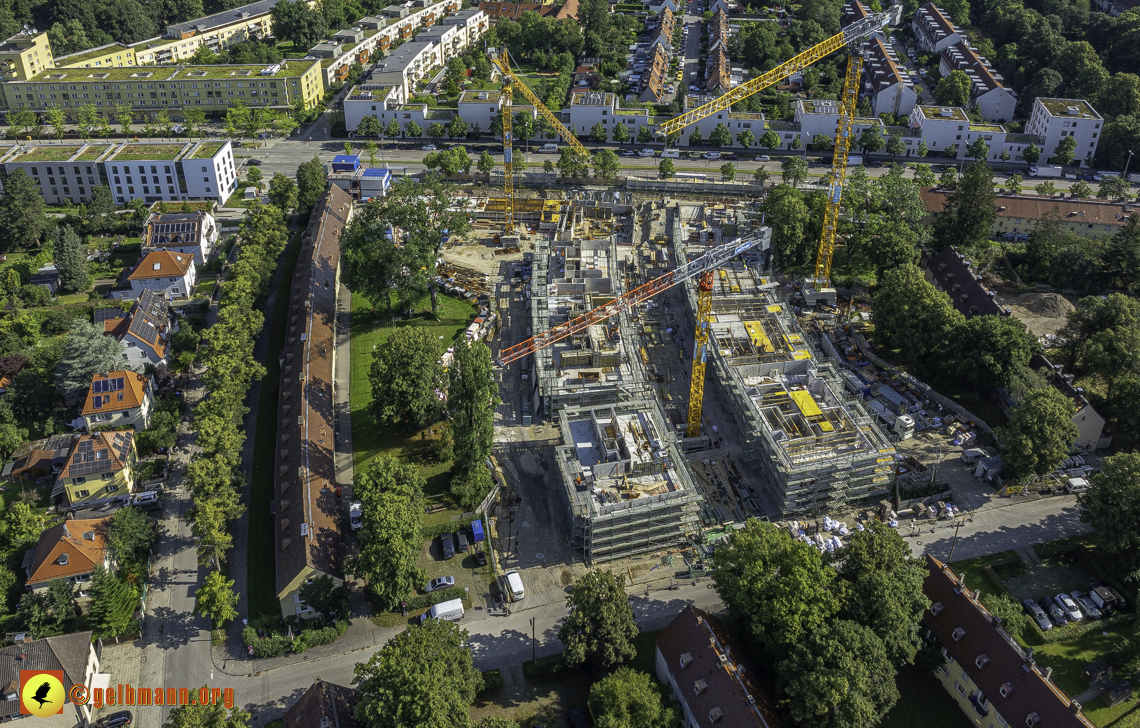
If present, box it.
[946,518,968,565]
[530,617,536,662]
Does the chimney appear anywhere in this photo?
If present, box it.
[1045,667,1053,680]
[1070,700,1082,714]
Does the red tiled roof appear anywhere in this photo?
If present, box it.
[25,518,111,587]
[127,250,193,281]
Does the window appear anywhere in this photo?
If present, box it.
[955,681,966,696]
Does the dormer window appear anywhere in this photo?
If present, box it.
[952,627,966,641]
[679,652,693,669]
[975,654,989,668]
[1000,682,1014,697]
[931,602,943,616]
[709,707,723,723]
[694,679,708,695]
[1027,713,1041,726]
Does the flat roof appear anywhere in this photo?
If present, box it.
[167,0,283,35]
[1037,98,1101,119]
[54,42,134,66]
[189,141,227,159]
[110,143,187,161]
[25,59,316,83]
[919,105,969,121]
[9,145,83,162]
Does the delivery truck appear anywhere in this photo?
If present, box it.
[847,155,863,166]
[1029,164,1063,178]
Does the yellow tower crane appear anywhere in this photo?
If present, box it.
[488,48,589,234]
[657,6,900,438]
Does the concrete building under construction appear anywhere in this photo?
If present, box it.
[672,236,897,520]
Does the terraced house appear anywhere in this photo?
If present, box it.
[53,431,137,508]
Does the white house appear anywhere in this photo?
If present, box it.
[911,3,963,53]
[344,84,405,132]
[794,99,884,147]
[938,41,1017,122]
[122,250,197,300]
[1024,98,1103,166]
[441,8,489,46]
[115,290,174,370]
[415,23,462,63]
[906,105,1039,162]
[369,41,440,98]
[862,35,917,117]
[141,209,219,266]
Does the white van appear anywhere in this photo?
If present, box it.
[420,598,465,624]
[538,143,559,153]
[662,149,680,158]
[503,570,525,601]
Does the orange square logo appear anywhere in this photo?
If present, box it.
[20,670,65,717]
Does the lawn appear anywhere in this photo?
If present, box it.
[247,224,305,622]
[348,291,477,497]
[947,550,1025,601]
[880,664,972,728]
[1034,631,1140,727]
[113,144,183,161]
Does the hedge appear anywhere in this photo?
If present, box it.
[242,620,348,658]
[422,516,480,540]
[406,586,464,612]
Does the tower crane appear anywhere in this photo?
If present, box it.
[488,48,588,234]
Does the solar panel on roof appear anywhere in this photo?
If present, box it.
[93,398,102,410]
[114,377,124,391]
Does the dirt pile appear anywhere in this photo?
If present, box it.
[1026,293,1075,318]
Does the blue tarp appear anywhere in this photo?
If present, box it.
[472,519,484,542]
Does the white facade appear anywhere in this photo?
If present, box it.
[457,90,503,134]
[794,99,884,147]
[174,144,238,205]
[345,84,404,132]
[440,9,489,46]
[370,41,440,98]
[415,23,462,63]
[905,105,1035,161]
[911,3,963,53]
[1025,98,1103,166]
[123,251,197,300]
[862,37,917,118]
[938,42,1016,122]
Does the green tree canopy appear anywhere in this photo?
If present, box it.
[934,69,971,107]
[268,173,298,214]
[872,263,965,366]
[162,693,252,728]
[939,315,1035,392]
[764,184,813,268]
[54,225,89,294]
[54,320,125,401]
[933,161,997,254]
[587,668,676,728]
[997,387,1079,480]
[447,339,498,480]
[88,566,139,638]
[1079,452,1140,581]
[109,505,156,567]
[295,156,327,212]
[354,619,483,728]
[368,327,444,429]
[558,569,639,669]
[0,169,48,252]
[350,455,425,610]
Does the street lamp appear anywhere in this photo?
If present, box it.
[1124,150,1135,182]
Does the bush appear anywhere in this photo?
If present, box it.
[242,619,347,657]
[422,516,480,540]
[405,586,463,612]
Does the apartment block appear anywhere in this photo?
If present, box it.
[678,95,764,146]
[0,29,53,82]
[920,189,1132,239]
[670,232,897,519]
[923,555,1096,728]
[441,9,490,46]
[478,0,580,21]
[906,105,1040,161]
[840,0,870,28]
[567,91,659,143]
[1,59,324,120]
[861,35,917,117]
[911,3,963,53]
[1025,97,1103,166]
[938,41,1016,121]
[794,98,884,147]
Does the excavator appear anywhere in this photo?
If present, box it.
[492,4,902,437]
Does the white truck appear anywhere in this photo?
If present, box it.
[1029,164,1063,178]
[847,155,863,166]
[1129,173,1140,184]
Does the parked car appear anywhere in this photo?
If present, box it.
[1071,590,1102,619]
[621,150,637,157]
[1056,593,1083,621]
[422,144,437,151]
[639,148,656,157]
[248,158,263,166]
[687,151,703,159]
[722,152,738,160]
[1041,596,1068,626]
[474,548,488,566]
[425,576,456,593]
[703,151,722,159]
[758,155,771,161]
[869,160,883,167]
[1022,599,1052,631]
[456,529,470,552]
[132,491,160,507]
[349,501,363,531]
[440,532,456,559]
[100,712,133,728]
[1090,582,1126,611]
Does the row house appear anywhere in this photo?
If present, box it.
[840,0,870,28]
[861,35,917,117]
[938,41,1017,122]
[911,3,963,54]
[651,7,676,50]
[678,95,763,146]
[638,44,670,103]
[1024,97,1103,166]
[706,9,731,93]
[920,190,1133,241]
[478,0,580,21]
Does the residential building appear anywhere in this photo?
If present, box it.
[478,0,579,20]
[938,41,1016,121]
[81,371,154,432]
[911,3,963,54]
[710,0,737,13]
[28,264,60,293]
[274,184,352,618]
[1091,0,1140,15]
[638,44,670,103]
[1025,98,1103,167]
[23,517,114,600]
[2,434,73,482]
[706,10,731,93]
[840,0,870,28]
[142,209,219,265]
[0,28,53,83]
[0,631,103,725]
[121,250,197,300]
[922,554,1096,728]
[1,60,324,120]
[861,35,917,117]
[568,91,659,143]
[369,41,438,98]
[53,431,137,508]
[924,245,1009,319]
[920,189,1133,239]
[0,140,236,206]
[651,7,676,51]
[906,104,1042,162]
[108,290,174,370]
[1025,354,1108,452]
[284,680,361,728]
[795,98,884,147]
[441,9,490,46]
[415,23,463,64]
[655,606,782,728]
[679,95,763,146]
[456,89,502,134]
[649,0,681,12]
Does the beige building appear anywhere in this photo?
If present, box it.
[81,371,154,432]
[0,28,53,82]
[921,189,1133,239]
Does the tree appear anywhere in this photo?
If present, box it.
[712,519,839,659]
[1079,452,1140,582]
[933,161,996,254]
[88,566,138,638]
[45,107,65,143]
[980,592,1030,640]
[833,522,930,666]
[637,126,653,145]
[299,574,350,620]
[87,185,115,233]
[966,135,989,161]
[939,167,958,189]
[18,579,78,638]
[873,264,964,365]
[368,327,444,427]
[10,109,36,136]
[385,118,401,138]
[916,140,929,158]
[268,173,298,214]
[53,225,89,294]
[427,123,446,141]
[4,502,43,552]
[812,134,834,152]
[109,506,156,568]
[0,169,47,252]
[781,157,808,186]
[720,162,736,182]
[1007,173,1024,195]
[271,0,329,48]
[934,69,971,107]
[477,151,495,176]
[588,668,675,728]
[738,129,756,148]
[184,108,206,138]
[354,619,482,728]
[858,126,884,155]
[886,132,906,161]
[350,456,425,610]
[592,149,620,181]
[779,620,900,728]
[295,156,327,212]
[558,570,638,669]
[764,184,813,268]
[657,158,675,179]
[754,169,771,186]
[448,340,497,486]
[162,694,252,728]
[54,320,125,401]
[940,315,1035,392]
[1023,144,1041,164]
[863,218,920,274]
[405,121,423,138]
[1098,175,1130,200]
[589,121,607,143]
[246,166,263,192]
[1051,135,1078,166]
[578,0,611,54]
[997,387,1079,480]
[688,128,702,147]
[760,129,780,151]
[558,148,590,179]
[1035,181,1058,197]
[710,123,732,148]
[612,123,630,145]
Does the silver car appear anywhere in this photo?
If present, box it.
[1022,599,1052,631]
[1071,590,1102,619]
[425,576,456,593]
[1056,593,1084,622]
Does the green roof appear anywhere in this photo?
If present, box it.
[13,146,83,162]
[56,43,133,67]
[29,59,318,83]
[76,145,114,161]
[190,141,226,159]
[111,144,186,161]
[969,124,1003,132]
[1038,98,1100,118]
[919,105,968,121]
